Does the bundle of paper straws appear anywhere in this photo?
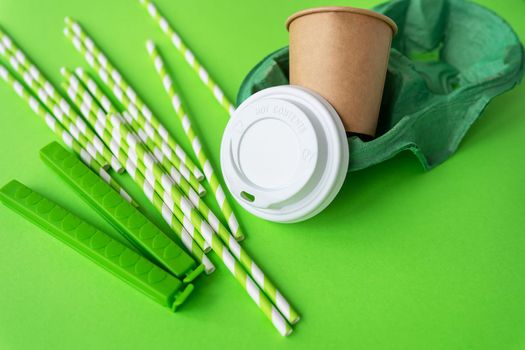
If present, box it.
[0,0,299,336]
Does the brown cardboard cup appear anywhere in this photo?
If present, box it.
[286,7,397,137]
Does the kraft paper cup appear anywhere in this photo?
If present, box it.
[286,7,397,137]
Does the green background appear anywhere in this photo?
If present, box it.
[0,0,524,349]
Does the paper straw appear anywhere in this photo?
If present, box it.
[102,117,294,333]
[146,41,300,325]
[60,32,200,183]
[102,115,215,273]
[0,43,105,169]
[61,72,209,246]
[61,72,211,254]
[144,41,244,238]
[0,31,122,173]
[139,0,236,116]
[94,164,137,206]
[60,18,293,335]
[68,63,292,336]
[122,109,205,195]
[65,74,292,334]
[72,68,206,197]
[106,132,215,272]
[71,68,232,250]
[62,85,215,272]
[65,31,201,187]
[107,134,215,273]
[63,19,205,181]
[0,64,136,206]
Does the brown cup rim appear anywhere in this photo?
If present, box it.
[286,6,398,35]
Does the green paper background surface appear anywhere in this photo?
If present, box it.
[0,0,524,349]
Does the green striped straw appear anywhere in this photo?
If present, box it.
[104,126,215,274]
[75,68,192,182]
[0,63,136,206]
[62,19,292,335]
[62,79,214,272]
[64,29,201,186]
[63,19,205,181]
[91,163,137,206]
[107,128,294,334]
[61,72,211,254]
[0,31,121,172]
[146,41,300,325]
[105,113,213,250]
[61,71,209,242]
[0,42,107,170]
[72,66,237,248]
[106,135,215,273]
[145,41,244,239]
[65,70,292,334]
[139,0,235,116]
[72,68,206,197]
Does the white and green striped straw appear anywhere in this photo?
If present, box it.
[63,77,214,271]
[72,66,237,248]
[65,68,206,197]
[139,0,236,116]
[63,19,204,181]
[153,174,293,335]
[91,162,137,206]
[65,73,293,333]
[102,124,214,270]
[69,79,212,255]
[61,71,209,244]
[145,41,244,239]
[64,28,202,186]
[0,42,107,170]
[107,134,215,273]
[0,63,136,206]
[61,72,212,254]
[0,30,122,172]
[102,122,293,334]
[118,110,205,194]
[62,19,293,336]
[146,41,300,325]
[102,112,215,249]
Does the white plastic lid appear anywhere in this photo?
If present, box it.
[220,86,349,223]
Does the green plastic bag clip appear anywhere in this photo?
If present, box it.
[40,141,203,283]
[0,180,193,311]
